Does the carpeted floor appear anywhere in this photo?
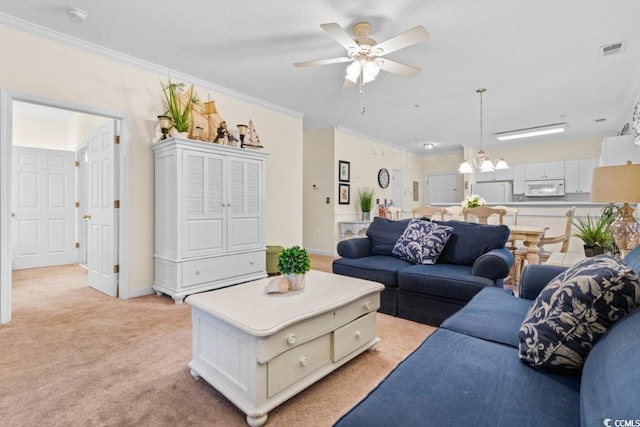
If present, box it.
[1,259,434,426]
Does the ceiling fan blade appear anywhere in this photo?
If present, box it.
[372,25,430,56]
[294,57,353,68]
[378,59,421,78]
[320,23,359,51]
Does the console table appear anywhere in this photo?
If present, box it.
[340,220,372,240]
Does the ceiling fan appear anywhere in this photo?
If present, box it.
[294,21,430,88]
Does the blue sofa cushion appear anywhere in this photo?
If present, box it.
[398,263,493,301]
[366,217,413,256]
[434,220,510,266]
[441,287,532,347]
[580,307,640,426]
[392,219,453,265]
[519,254,640,374]
[334,329,580,427]
[332,255,411,288]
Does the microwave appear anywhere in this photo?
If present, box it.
[525,179,565,197]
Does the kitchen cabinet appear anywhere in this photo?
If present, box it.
[475,167,514,182]
[599,135,640,166]
[564,158,596,193]
[513,164,526,194]
[152,137,268,303]
[524,161,564,180]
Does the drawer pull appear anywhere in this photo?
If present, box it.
[287,334,296,345]
[363,301,372,311]
[299,356,308,367]
[195,269,200,275]
[355,330,362,339]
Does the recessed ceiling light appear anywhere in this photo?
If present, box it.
[423,143,434,150]
[67,8,88,21]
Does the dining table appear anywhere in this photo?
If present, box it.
[507,224,549,286]
[507,224,549,265]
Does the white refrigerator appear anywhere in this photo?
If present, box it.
[471,182,513,203]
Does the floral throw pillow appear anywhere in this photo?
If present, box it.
[518,254,640,374]
[392,219,453,265]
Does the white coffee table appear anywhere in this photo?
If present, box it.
[187,270,384,426]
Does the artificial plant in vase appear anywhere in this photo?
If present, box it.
[277,245,311,291]
[358,187,375,221]
[573,214,614,257]
[160,78,197,136]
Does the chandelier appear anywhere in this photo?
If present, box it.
[458,88,509,173]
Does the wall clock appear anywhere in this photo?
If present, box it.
[378,168,390,189]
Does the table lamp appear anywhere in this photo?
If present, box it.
[590,161,640,257]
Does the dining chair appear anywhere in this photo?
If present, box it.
[444,205,464,220]
[463,206,507,224]
[387,206,402,220]
[493,205,519,226]
[412,206,446,221]
[515,206,576,264]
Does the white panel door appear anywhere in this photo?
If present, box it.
[11,147,76,269]
[87,121,118,297]
[392,168,403,209]
[426,173,459,204]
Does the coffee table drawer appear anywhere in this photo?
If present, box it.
[267,334,331,398]
[333,312,376,362]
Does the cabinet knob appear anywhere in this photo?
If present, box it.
[195,269,200,275]
[355,330,362,339]
[287,334,296,345]
[363,301,372,311]
[299,356,308,367]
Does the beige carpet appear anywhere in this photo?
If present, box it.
[2,264,434,426]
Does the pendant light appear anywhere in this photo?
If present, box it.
[458,88,509,173]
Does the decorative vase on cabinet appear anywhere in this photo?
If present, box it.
[152,137,269,303]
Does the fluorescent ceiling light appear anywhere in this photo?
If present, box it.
[495,123,566,141]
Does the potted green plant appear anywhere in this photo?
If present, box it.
[160,78,197,136]
[358,187,375,221]
[277,245,311,291]
[573,214,613,257]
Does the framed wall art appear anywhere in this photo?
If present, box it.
[339,183,350,205]
[339,160,350,182]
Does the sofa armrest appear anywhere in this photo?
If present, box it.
[471,247,514,280]
[519,264,568,300]
[336,238,372,259]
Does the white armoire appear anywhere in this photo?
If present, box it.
[152,138,268,303]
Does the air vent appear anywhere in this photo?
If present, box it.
[600,41,626,56]
[594,118,607,123]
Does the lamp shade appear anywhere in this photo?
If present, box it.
[590,163,640,203]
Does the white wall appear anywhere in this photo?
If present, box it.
[0,23,303,294]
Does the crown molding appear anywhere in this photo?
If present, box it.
[0,13,303,119]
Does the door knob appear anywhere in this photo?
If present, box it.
[83,213,92,220]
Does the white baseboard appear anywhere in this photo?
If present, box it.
[306,248,337,257]
[127,286,155,299]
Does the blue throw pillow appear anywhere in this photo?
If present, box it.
[391,219,453,265]
[518,254,640,374]
[434,220,510,266]
[366,217,414,256]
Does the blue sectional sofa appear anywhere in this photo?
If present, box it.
[334,246,640,427]
[332,217,514,326]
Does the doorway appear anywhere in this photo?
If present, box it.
[0,90,130,324]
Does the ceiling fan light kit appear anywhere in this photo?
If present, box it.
[294,21,429,112]
[458,88,510,174]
